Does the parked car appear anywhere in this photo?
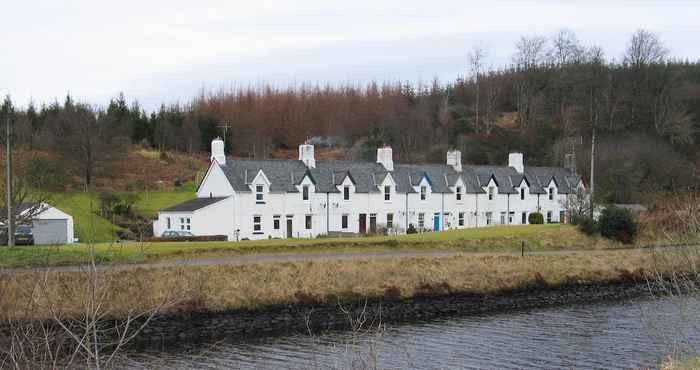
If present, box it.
[161,230,194,238]
[0,225,35,246]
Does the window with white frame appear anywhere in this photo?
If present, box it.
[343,186,350,201]
[488,186,495,200]
[387,213,393,228]
[485,212,493,225]
[305,215,312,229]
[548,187,555,200]
[547,211,553,223]
[420,186,427,201]
[418,213,425,228]
[166,217,171,229]
[522,212,527,224]
[384,185,391,201]
[303,185,310,201]
[253,215,262,233]
[500,212,506,225]
[273,215,280,230]
[458,212,465,226]
[255,184,264,203]
[520,188,525,200]
[342,214,348,229]
[179,217,190,231]
[508,211,514,224]
[456,186,462,201]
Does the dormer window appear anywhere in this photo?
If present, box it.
[303,185,310,201]
[548,187,555,200]
[520,188,525,200]
[256,185,264,203]
[488,186,495,200]
[420,186,427,201]
[384,185,391,201]
[344,186,350,201]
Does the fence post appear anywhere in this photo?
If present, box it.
[521,240,526,257]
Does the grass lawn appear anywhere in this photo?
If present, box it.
[49,190,196,243]
[0,247,674,321]
[0,224,619,268]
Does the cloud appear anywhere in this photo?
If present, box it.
[2,0,699,111]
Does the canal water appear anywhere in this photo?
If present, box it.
[122,295,700,369]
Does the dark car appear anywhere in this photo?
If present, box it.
[14,225,34,245]
[0,225,35,246]
[161,230,194,238]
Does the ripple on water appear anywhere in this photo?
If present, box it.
[122,297,700,370]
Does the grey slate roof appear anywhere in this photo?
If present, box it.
[215,158,581,195]
[161,197,227,212]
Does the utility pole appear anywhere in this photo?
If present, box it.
[589,126,596,217]
[217,122,231,144]
[5,117,13,247]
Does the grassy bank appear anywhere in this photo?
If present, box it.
[50,191,196,242]
[662,356,700,370]
[0,224,619,268]
[0,247,681,322]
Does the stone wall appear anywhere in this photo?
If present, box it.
[135,280,652,347]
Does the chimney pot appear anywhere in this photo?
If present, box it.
[376,146,394,171]
[446,149,462,172]
[508,152,524,174]
[299,143,316,168]
[211,137,226,165]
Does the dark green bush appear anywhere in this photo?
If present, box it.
[406,224,417,234]
[598,206,638,244]
[528,212,544,224]
[576,216,599,236]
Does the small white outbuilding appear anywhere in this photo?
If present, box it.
[19,203,75,245]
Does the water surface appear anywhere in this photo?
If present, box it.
[123,296,700,369]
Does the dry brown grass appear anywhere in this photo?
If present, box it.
[0,248,685,322]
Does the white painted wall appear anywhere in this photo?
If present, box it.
[158,147,577,241]
[197,163,235,198]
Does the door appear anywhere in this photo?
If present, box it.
[433,213,440,231]
[33,219,68,245]
[286,217,293,238]
[369,214,377,234]
[359,214,367,234]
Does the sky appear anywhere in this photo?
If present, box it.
[2,0,699,112]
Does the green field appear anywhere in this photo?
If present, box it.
[50,191,196,242]
[0,224,620,268]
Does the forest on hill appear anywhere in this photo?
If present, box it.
[1,29,699,203]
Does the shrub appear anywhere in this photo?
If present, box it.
[406,224,417,234]
[598,206,638,244]
[577,216,599,236]
[528,212,544,224]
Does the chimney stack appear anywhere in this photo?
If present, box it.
[446,149,462,172]
[211,137,226,165]
[376,145,394,171]
[299,142,315,168]
[508,152,524,174]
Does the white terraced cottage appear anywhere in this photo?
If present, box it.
[153,138,584,241]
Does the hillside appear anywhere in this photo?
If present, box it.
[3,29,700,204]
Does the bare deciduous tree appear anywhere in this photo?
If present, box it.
[468,45,486,133]
[624,29,669,67]
[549,29,584,66]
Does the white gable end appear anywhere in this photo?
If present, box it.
[197,163,235,198]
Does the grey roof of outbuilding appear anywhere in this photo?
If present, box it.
[215,158,580,195]
[161,197,227,212]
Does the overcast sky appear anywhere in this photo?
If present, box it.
[2,0,699,111]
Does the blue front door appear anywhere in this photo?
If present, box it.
[433,214,440,231]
